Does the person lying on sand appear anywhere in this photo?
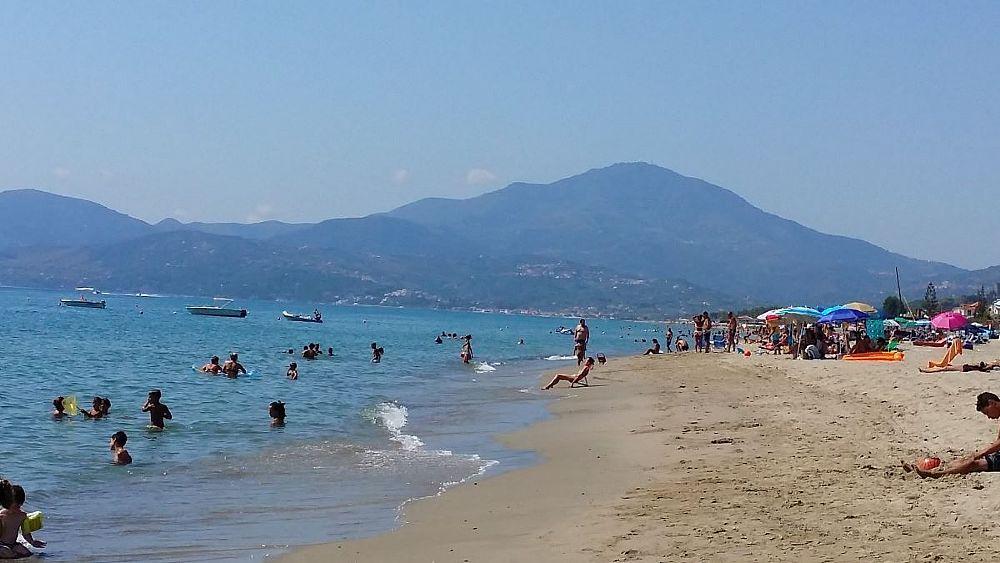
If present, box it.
[903,392,1000,478]
[542,357,594,390]
[920,361,1000,374]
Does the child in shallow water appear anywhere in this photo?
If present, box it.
[110,431,132,465]
[0,480,46,558]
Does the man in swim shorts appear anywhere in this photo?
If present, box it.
[573,319,589,366]
[141,389,173,430]
[904,392,1000,477]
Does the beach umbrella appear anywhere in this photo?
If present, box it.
[931,311,967,331]
[756,308,784,321]
[817,308,869,324]
[842,302,877,313]
[777,306,822,323]
[820,305,845,316]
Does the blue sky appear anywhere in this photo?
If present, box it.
[2,2,999,268]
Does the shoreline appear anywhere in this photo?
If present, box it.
[285,342,1000,561]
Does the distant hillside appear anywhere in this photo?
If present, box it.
[386,162,965,303]
[0,163,994,316]
[0,189,152,248]
[154,218,310,240]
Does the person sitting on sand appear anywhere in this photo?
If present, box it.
[904,392,1000,478]
[676,337,689,352]
[542,357,595,390]
[110,431,132,465]
[643,338,661,355]
[142,390,172,429]
[201,355,222,374]
[222,353,246,378]
[269,401,286,426]
[850,335,874,355]
[0,480,46,559]
[286,362,298,380]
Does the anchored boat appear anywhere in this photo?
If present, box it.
[60,287,107,309]
[282,310,323,323]
[186,298,248,318]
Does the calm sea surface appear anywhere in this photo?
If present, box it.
[0,287,667,561]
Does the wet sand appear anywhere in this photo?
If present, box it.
[285,341,1000,562]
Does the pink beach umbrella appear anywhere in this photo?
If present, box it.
[931,311,968,331]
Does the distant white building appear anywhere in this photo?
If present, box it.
[991,299,1000,317]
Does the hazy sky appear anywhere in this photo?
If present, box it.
[2,2,999,268]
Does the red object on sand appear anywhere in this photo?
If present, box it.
[744,350,751,357]
[917,457,941,471]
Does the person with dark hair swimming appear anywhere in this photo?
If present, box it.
[269,401,286,426]
[222,353,246,378]
[371,342,384,363]
[201,355,222,374]
[904,392,1000,477]
[110,431,132,465]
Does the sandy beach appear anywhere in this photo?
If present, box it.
[285,342,1000,562]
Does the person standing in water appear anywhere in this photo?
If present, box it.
[110,431,132,465]
[460,335,474,364]
[371,342,384,363]
[141,389,173,429]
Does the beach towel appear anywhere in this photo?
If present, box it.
[843,351,904,362]
[927,338,962,369]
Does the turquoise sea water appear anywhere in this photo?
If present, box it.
[0,287,663,561]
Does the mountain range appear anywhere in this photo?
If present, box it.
[1,163,994,317]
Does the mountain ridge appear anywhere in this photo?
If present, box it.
[0,163,993,316]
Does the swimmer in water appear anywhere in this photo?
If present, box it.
[222,353,247,378]
[110,431,132,465]
[82,396,106,419]
[201,355,222,374]
[286,362,298,380]
[141,389,172,429]
[269,401,286,426]
[327,347,334,356]
[371,342,384,363]
[52,396,67,419]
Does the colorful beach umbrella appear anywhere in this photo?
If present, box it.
[817,308,869,324]
[777,306,823,323]
[842,302,877,314]
[756,308,784,321]
[931,311,967,331]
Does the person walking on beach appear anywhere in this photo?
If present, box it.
[142,390,172,430]
[693,314,704,352]
[222,353,247,378]
[905,392,1000,477]
[573,319,590,366]
[664,327,674,352]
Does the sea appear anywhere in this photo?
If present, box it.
[0,287,673,562]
